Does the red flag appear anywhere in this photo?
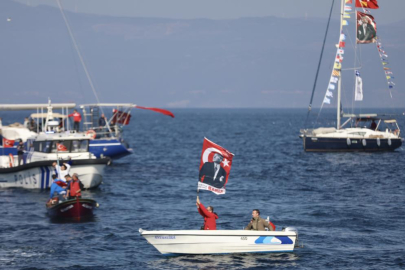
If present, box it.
[339,41,346,48]
[355,0,379,9]
[56,143,67,151]
[2,138,15,148]
[135,106,175,118]
[111,109,132,125]
[356,12,377,44]
[198,138,234,195]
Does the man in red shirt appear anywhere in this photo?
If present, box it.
[196,196,218,230]
[68,109,82,132]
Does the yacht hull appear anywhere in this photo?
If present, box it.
[302,136,402,152]
[139,229,297,255]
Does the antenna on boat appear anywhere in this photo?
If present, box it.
[304,0,335,128]
[56,0,106,117]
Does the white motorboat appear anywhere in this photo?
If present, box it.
[139,228,299,255]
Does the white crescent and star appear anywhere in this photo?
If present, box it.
[202,147,230,167]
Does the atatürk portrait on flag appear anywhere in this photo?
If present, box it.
[357,12,377,44]
[198,138,234,195]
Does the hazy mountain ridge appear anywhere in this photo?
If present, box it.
[0,1,403,108]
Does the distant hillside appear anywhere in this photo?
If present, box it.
[0,1,403,108]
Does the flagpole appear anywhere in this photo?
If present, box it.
[337,0,344,129]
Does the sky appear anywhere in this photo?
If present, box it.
[2,0,405,109]
[13,0,405,24]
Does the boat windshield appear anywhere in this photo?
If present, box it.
[33,140,89,153]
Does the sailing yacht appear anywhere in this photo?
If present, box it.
[300,0,402,152]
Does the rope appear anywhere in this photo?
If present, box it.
[304,0,335,128]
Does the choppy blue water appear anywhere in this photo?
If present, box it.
[1,108,405,270]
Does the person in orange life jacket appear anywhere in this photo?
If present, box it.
[69,173,84,199]
[68,109,82,132]
[196,196,218,230]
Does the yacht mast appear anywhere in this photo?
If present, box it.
[337,0,344,129]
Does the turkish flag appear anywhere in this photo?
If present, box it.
[111,109,132,125]
[355,0,379,9]
[357,11,377,44]
[198,138,234,195]
[56,143,68,151]
[3,138,15,148]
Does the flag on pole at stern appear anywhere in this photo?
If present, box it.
[198,138,234,195]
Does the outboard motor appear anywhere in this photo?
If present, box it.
[282,227,302,248]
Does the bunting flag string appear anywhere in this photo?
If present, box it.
[322,0,351,105]
[376,36,395,89]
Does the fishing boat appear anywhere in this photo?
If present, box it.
[300,0,402,152]
[46,197,98,221]
[139,228,299,255]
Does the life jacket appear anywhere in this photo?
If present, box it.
[70,180,82,197]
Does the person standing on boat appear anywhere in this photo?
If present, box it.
[28,119,37,132]
[68,109,82,132]
[69,173,84,199]
[52,162,71,180]
[245,209,275,231]
[199,153,227,188]
[23,117,29,129]
[17,140,25,166]
[196,196,218,230]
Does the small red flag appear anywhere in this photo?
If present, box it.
[355,0,379,9]
[111,109,132,125]
[3,138,15,148]
[339,41,346,48]
[198,138,234,195]
[56,143,68,151]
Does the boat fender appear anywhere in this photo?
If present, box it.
[388,138,392,146]
[362,139,367,147]
[86,129,97,140]
[346,138,351,146]
[376,138,380,147]
[8,153,14,168]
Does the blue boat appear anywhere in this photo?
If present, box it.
[0,101,174,161]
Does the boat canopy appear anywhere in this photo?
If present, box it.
[30,113,67,119]
[0,103,76,110]
[80,103,135,107]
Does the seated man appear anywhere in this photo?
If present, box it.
[244,209,275,231]
[370,120,377,130]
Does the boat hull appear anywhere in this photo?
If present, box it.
[139,230,297,255]
[89,138,133,159]
[0,159,109,189]
[46,198,97,221]
[302,136,402,152]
